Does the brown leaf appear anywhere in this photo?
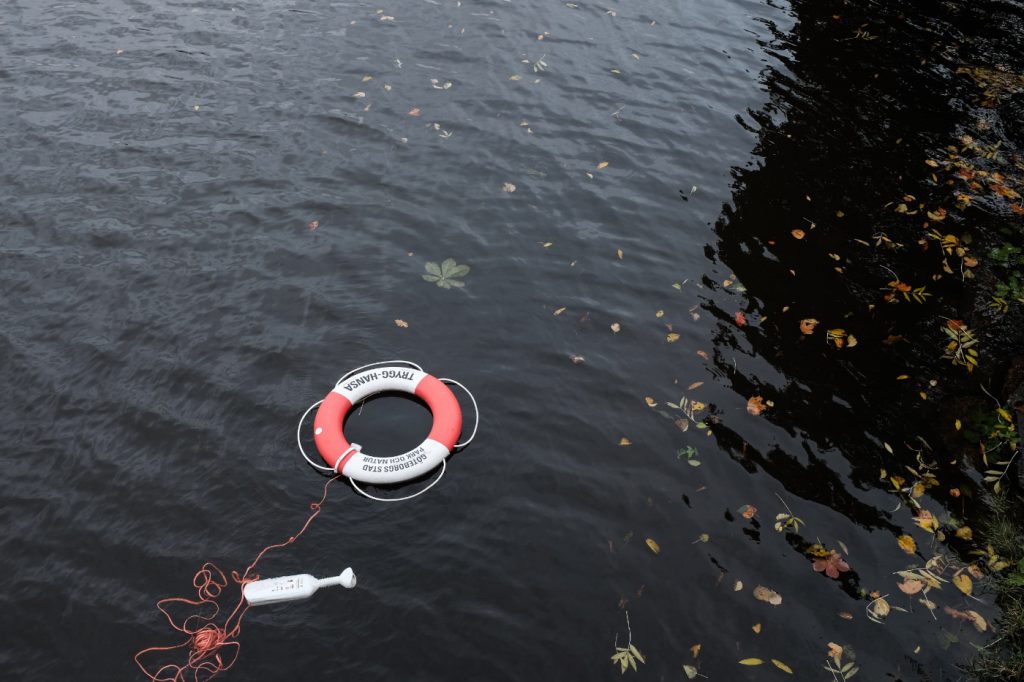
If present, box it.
[898,578,924,595]
[812,551,850,579]
[747,395,767,416]
[800,318,819,335]
[791,229,806,239]
[752,585,782,606]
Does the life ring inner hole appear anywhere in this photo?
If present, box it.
[341,390,434,457]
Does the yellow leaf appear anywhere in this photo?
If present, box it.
[690,643,701,658]
[394,319,409,328]
[897,534,917,554]
[955,419,962,430]
[553,307,566,315]
[771,659,793,674]
[751,623,761,633]
[956,526,973,540]
[896,374,909,380]
[597,161,609,169]
[739,658,763,666]
[645,538,660,554]
[655,309,664,318]
[799,318,818,334]
[619,437,632,446]
[666,332,680,343]
[616,248,624,260]
[644,396,656,407]
[953,573,973,596]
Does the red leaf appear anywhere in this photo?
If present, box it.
[812,552,850,579]
[735,311,747,326]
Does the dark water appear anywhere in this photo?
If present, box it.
[2,0,1022,680]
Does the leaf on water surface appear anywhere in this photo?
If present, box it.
[666,332,681,343]
[799,318,819,334]
[616,248,624,260]
[619,437,632,446]
[791,229,806,239]
[570,354,585,364]
[502,182,517,192]
[734,580,743,591]
[308,220,320,230]
[645,538,660,554]
[683,664,698,679]
[772,659,793,674]
[408,107,421,116]
[597,161,609,169]
[897,535,917,555]
[688,381,704,390]
[735,311,747,326]
[898,578,924,595]
[953,573,973,596]
[553,307,566,316]
[739,504,757,520]
[753,585,782,606]
[655,309,665,318]
[644,396,656,407]
[393,319,408,328]
[422,258,470,289]
[610,322,621,333]
[752,623,761,633]
[738,658,763,666]
[956,526,973,540]
[693,533,709,543]
[690,644,701,658]
[812,552,850,579]
[747,395,767,415]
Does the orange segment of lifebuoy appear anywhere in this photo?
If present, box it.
[415,374,463,451]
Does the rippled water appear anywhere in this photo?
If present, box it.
[3,0,1017,679]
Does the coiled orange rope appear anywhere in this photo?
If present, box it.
[134,476,339,682]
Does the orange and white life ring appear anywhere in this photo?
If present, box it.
[298,362,477,491]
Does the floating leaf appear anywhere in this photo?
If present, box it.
[655,309,665,318]
[735,311,747,326]
[645,538,660,554]
[570,354,585,364]
[610,322,621,333]
[644,396,656,407]
[734,580,743,591]
[791,229,806,239]
[812,551,850,579]
[953,573,973,596]
[800,318,819,334]
[616,248,624,260]
[619,437,632,446]
[740,504,757,520]
[772,659,793,674]
[956,526,973,541]
[753,585,782,606]
[897,535,917,555]
[898,578,924,595]
[394,319,409,328]
[752,623,762,633]
[739,658,763,666]
[683,664,698,679]
[502,182,517,193]
[747,395,767,416]
[666,332,681,343]
[408,107,422,116]
[422,258,471,289]
[688,381,704,390]
[553,307,566,316]
[597,161,609,169]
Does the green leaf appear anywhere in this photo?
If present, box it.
[425,261,442,276]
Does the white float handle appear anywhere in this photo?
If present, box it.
[441,378,479,449]
[337,359,424,386]
[348,459,446,503]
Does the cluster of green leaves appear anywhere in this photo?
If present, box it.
[422,258,470,289]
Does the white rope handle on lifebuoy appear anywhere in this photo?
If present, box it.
[348,458,446,503]
[440,378,479,449]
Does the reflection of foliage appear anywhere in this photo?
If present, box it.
[422,258,470,289]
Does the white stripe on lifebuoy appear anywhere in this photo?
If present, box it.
[341,438,449,484]
[332,367,427,403]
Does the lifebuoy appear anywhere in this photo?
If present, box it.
[312,365,464,485]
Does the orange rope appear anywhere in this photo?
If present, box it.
[135,476,339,682]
